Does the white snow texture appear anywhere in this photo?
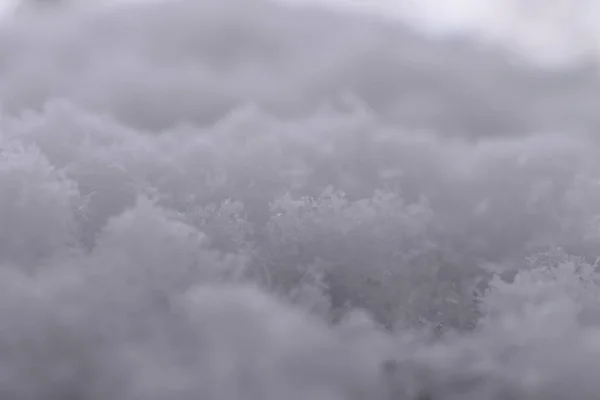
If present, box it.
[1,0,600,399]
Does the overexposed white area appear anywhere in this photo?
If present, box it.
[278,0,600,66]
[0,0,16,14]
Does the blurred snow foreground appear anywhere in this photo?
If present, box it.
[3,0,600,399]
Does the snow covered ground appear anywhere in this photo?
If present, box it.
[0,1,599,399]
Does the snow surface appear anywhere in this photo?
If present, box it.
[0,0,599,399]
